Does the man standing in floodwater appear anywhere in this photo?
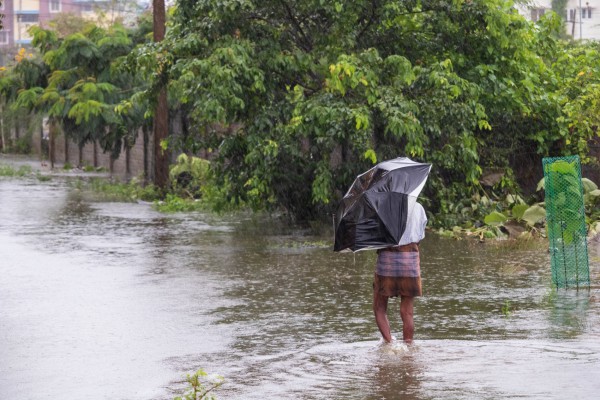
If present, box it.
[373,202,427,343]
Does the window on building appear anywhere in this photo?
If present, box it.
[582,8,587,18]
[589,7,593,18]
[18,14,40,23]
[531,8,546,22]
[50,0,62,12]
[0,31,9,45]
[82,3,94,12]
[570,9,576,21]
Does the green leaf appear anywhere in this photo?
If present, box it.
[160,139,169,151]
[549,160,577,175]
[505,194,518,205]
[536,178,545,192]
[589,221,600,238]
[522,205,546,226]
[582,178,598,193]
[363,149,377,164]
[512,204,529,220]
[484,211,508,226]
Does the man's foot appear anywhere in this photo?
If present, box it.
[377,335,397,346]
[377,338,409,353]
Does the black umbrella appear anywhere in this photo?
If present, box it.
[334,157,431,252]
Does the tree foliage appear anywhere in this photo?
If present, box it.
[133,0,597,222]
[46,13,94,38]
[2,1,600,226]
[7,23,151,161]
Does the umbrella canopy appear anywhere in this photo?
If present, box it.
[334,157,431,252]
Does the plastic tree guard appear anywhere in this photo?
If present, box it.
[543,155,590,289]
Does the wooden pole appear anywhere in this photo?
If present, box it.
[0,103,6,153]
[153,0,169,189]
[48,119,57,169]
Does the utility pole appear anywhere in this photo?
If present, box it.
[153,0,169,188]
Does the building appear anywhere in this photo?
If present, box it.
[518,0,600,40]
[2,1,107,48]
[0,1,146,65]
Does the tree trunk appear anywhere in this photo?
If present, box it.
[0,104,6,153]
[93,141,98,167]
[64,134,69,164]
[49,120,57,169]
[154,89,169,188]
[143,126,150,184]
[126,145,131,177]
[153,0,169,189]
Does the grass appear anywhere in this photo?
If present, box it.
[155,193,208,213]
[68,176,219,214]
[36,173,52,182]
[174,369,224,400]
[0,164,33,177]
[1,161,233,217]
[1,161,240,217]
[71,176,159,203]
[75,177,233,215]
[271,239,331,249]
[501,300,512,317]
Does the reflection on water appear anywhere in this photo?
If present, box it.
[1,176,599,400]
[546,291,592,339]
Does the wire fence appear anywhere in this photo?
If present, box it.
[543,155,590,289]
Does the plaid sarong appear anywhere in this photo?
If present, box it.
[374,243,422,297]
[376,243,420,278]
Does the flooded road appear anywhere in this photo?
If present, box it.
[1,170,599,400]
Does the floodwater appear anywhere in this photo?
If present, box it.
[1,165,600,400]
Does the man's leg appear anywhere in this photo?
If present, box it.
[400,295,415,343]
[373,291,393,342]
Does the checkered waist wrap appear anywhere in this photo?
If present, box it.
[376,243,420,278]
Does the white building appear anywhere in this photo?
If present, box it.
[518,1,600,40]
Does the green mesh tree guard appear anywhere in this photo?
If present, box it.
[543,155,590,289]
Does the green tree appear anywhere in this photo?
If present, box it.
[11,24,148,167]
[0,68,19,152]
[3,1,598,227]
[552,40,600,159]
[0,48,48,155]
[47,13,94,38]
[551,0,569,21]
[138,0,585,222]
